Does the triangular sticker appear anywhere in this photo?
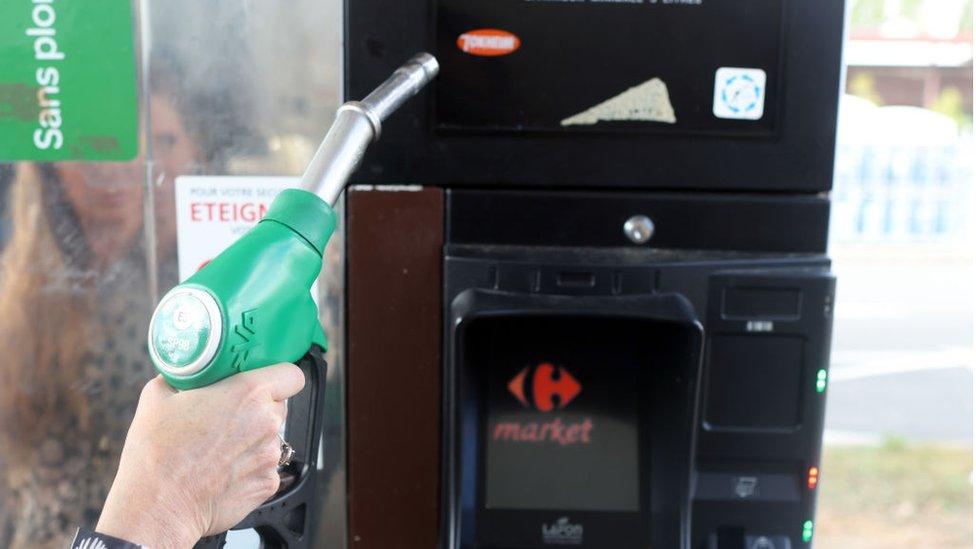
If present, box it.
[561,77,677,126]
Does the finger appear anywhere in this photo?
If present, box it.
[237,363,306,402]
[263,399,288,428]
[242,434,285,474]
[262,467,284,500]
[140,375,177,402]
[274,399,288,425]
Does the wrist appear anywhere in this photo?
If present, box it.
[96,508,201,549]
[97,476,204,548]
[71,527,147,549]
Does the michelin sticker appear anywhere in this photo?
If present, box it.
[713,67,766,120]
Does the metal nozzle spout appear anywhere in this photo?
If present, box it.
[300,53,439,206]
[362,52,439,126]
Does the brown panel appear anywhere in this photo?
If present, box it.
[346,186,444,548]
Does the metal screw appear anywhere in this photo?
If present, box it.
[623,215,654,244]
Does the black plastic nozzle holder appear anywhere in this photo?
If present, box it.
[194,345,327,549]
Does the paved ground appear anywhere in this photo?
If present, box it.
[824,249,974,445]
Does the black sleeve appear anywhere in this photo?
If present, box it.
[69,527,146,549]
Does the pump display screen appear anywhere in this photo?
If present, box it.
[478,317,643,512]
[485,361,641,510]
[436,0,783,136]
[459,311,702,548]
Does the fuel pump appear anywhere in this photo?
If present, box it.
[146,52,439,548]
[338,0,846,547]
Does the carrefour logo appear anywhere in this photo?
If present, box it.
[493,363,592,446]
[507,362,582,412]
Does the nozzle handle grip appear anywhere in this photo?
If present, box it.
[193,345,327,549]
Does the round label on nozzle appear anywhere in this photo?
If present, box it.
[149,288,222,377]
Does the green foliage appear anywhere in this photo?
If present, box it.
[851,0,887,28]
[961,0,973,32]
[849,0,972,32]
[931,87,972,130]
[881,434,909,451]
[847,72,885,105]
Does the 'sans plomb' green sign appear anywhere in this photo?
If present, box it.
[0,0,139,161]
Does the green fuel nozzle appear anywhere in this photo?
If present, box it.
[148,53,439,390]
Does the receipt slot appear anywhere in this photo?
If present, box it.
[446,291,702,549]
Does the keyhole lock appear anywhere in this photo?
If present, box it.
[623,215,655,244]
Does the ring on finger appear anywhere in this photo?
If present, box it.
[277,433,295,468]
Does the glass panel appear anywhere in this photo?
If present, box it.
[0,1,343,547]
[0,161,153,549]
[143,2,345,547]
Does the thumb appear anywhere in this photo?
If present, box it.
[139,375,178,403]
[235,363,306,402]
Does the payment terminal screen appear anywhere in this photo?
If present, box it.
[480,317,641,511]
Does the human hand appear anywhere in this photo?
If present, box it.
[95,363,306,548]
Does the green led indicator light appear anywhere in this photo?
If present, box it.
[816,369,828,393]
[802,520,814,542]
